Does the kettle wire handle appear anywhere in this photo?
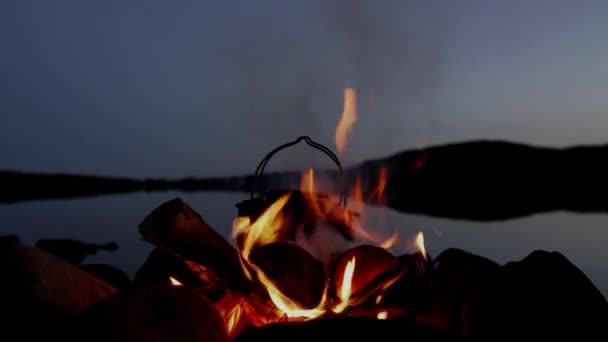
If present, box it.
[252,136,347,206]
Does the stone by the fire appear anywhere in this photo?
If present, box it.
[331,245,402,304]
[72,284,228,342]
[461,250,608,340]
[0,244,117,339]
[35,238,118,265]
[138,197,248,290]
[416,248,499,336]
[249,241,326,309]
[80,263,131,290]
[381,252,430,308]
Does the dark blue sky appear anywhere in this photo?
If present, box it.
[2,1,608,178]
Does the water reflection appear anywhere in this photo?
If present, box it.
[0,191,606,295]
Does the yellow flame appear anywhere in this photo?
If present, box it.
[232,192,329,319]
[226,304,242,335]
[375,294,383,305]
[332,256,356,313]
[335,88,358,153]
[237,194,291,261]
[416,231,427,259]
[379,232,399,249]
[377,311,388,320]
[169,276,183,286]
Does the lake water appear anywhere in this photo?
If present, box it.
[1,191,607,296]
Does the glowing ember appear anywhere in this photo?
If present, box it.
[335,88,358,153]
[169,276,183,286]
[377,311,388,320]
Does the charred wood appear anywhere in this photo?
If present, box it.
[138,198,251,292]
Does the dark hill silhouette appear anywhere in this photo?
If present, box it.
[3,140,608,221]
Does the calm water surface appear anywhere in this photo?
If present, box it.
[1,191,606,296]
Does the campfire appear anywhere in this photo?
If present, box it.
[139,147,429,338]
[136,88,435,338]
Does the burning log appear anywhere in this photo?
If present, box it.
[134,248,208,288]
[249,242,326,310]
[71,284,228,342]
[137,204,282,337]
[461,250,608,340]
[138,197,250,291]
[331,245,403,308]
[0,243,117,339]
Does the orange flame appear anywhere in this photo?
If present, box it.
[335,88,358,153]
[233,193,328,319]
[235,194,290,261]
[374,165,388,202]
[333,256,356,313]
[300,169,323,216]
[379,232,399,249]
[169,276,183,286]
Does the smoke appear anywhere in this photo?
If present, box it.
[204,1,449,171]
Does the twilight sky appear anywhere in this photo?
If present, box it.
[2,0,608,178]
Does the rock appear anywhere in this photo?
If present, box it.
[139,198,248,289]
[35,239,118,265]
[462,250,608,340]
[72,284,228,342]
[416,248,500,336]
[80,264,131,290]
[0,244,117,339]
[381,252,430,308]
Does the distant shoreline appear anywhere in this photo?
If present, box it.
[3,139,608,222]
